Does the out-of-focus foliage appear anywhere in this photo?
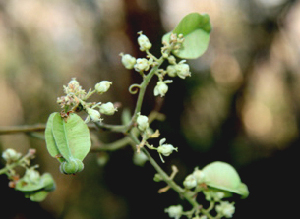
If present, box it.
[1,0,300,218]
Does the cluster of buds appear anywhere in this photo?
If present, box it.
[183,167,208,190]
[215,201,235,218]
[57,78,117,123]
[120,31,191,99]
[2,148,22,163]
[1,148,55,202]
[166,60,191,79]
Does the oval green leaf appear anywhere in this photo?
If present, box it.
[29,191,49,202]
[52,113,91,162]
[15,173,55,192]
[45,112,61,158]
[162,13,211,59]
[202,161,249,198]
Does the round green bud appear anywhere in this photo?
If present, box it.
[167,55,176,65]
[87,108,101,122]
[166,65,177,77]
[121,54,136,69]
[76,159,84,172]
[133,151,148,167]
[193,168,207,184]
[60,160,79,175]
[94,81,112,94]
[136,114,149,132]
[183,174,197,189]
[137,33,152,51]
[164,205,183,219]
[99,102,117,115]
[153,173,163,182]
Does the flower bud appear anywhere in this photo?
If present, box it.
[95,81,112,94]
[136,114,149,132]
[134,58,150,72]
[153,173,163,182]
[157,144,177,156]
[154,82,168,97]
[183,174,197,189]
[99,102,117,116]
[133,151,148,167]
[23,168,41,184]
[121,54,136,69]
[137,32,152,51]
[215,201,235,218]
[164,205,183,219]
[87,108,101,122]
[193,168,207,184]
[2,148,22,162]
[167,55,176,65]
[175,62,191,79]
[166,65,177,77]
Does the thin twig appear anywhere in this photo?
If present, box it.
[0,124,97,135]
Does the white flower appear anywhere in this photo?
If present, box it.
[156,138,178,163]
[99,102,117,115]
[175,62,191,79]
[164,205,183,219]
[137,32,152,51]
[183,174,197,189]
[193,168,207,184]
[87,108,101,122]
[136,114,149,131]
[157,144,177,156]
[2,148,22,162]
[154,82,168,97]
[134,58,150,72]
[215,201,235,218]
[121,54,136,69]
[95,81,112,94]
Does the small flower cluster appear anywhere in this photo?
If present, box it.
[57,78,117,123]
[120,32,191,98]
[135,113,177,163]
[0,148,55,202]
[163,166,236,219]
[183,167,208,189]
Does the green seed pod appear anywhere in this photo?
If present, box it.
[60,158,84,175]
[74,158,84,173]
[60,160,77,174]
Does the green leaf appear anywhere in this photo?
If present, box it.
[45,112,61,158]
[29,191,49,202]
[15,173,55,193]
[162,13,211,59]
[202,161,249,198]
[52,113,91,161]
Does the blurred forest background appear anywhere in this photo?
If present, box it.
[0,0,299,218]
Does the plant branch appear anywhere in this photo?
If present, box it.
[0,124,97,135]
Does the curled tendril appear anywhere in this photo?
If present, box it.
[129,84,142,94]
